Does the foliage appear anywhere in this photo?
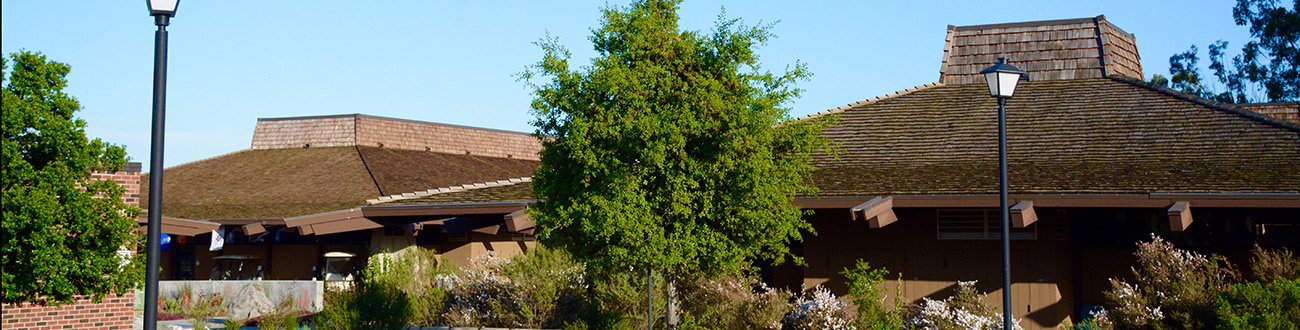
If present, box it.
[676,274,791,329]
[1250,245,1300,282]
[783,285,856,330]
[313,281,411,330]
[174,286,224,330]
[254,297,303,330]
[577,268,667,329]
[1213,279,1300,330]
[841,260,908,330]
[908,281,1022,330]
[1103,235,1238,330]
[364,247,453,326]
[441,249,588,328]
[1149,0,1298,102]
[1,51,143,305]
[221,315,247,330]
[524,0,833,282]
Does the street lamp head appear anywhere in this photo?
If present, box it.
[980,57,1028,99]
[147,0,180,17]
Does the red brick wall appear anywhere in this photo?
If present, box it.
[1,294,136,330]
[90,162,142,206]
[1,164,144,330]
[250,114,544,160]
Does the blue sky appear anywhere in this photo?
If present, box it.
[3,1,1246,168]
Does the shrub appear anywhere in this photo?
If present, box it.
[1213,279,1300,330]
[841,260,908,330]
[907,281,1022,330]
[1104,235,1237,330]
[254,297,304,330]
[677,274,791,330]
[783,285,856,330]
[442,248,588,328]
[364,247,453,326]
[1250,245,1300,282]
[313,281,411,330]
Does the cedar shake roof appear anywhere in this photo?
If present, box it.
[810,77,1300,196]
[251,114,544,160]
[1236,102,1300,124]
[142,146,538,219]
[940,15,1142,84]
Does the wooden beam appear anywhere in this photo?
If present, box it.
[1168,201,1193,231]
[1011,201,1037,228]
[310,218,383,236]
[472,224,502,235]
[850,196,898,228]
[240,223,266,235]
[505,209,534,233]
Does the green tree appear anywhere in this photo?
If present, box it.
[1150,0,1298,103]
[2,51,143,305]
[524,0,830,293]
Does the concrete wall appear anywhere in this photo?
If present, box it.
[159,280,325,312]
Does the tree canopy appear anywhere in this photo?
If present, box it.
[524,0,832,279]
[1152,0,1298,103]
[2,51,143,305]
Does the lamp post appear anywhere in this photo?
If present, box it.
[980,57,1027,330]
[144,1,179,330]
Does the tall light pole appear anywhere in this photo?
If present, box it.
[980,57,1027,330]
[144,1,179,330]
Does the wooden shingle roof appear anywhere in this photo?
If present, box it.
[940,15,1142,84]
[811,77,1300,196]
[142,146,538,219]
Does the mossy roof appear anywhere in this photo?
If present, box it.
[141,146,538,219]
[807,77,1300,196]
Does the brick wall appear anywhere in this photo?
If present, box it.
[1,294,136,330]
[1,163,144,330]
[90,162,142,207]
[249,114,544,160]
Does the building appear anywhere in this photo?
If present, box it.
[144,114,544,280]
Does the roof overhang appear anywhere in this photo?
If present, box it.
[798,193,1300,230]
[136,215,221,237]
[281,202,534,236]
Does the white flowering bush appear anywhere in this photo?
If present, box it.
[1104,235,1237,330]
[908,281,1022,330]
[782,285,857,330]
[441,248,587,328]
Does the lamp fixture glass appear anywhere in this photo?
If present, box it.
[980,57,1028,98]
[147,0,180,16]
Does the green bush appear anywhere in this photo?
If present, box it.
[313,282,411,330]
[841,260,907,330]
[1214,279,1300,330]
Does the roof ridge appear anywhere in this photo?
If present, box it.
[1106,75,1300,132]
[367,176,533,205]
[794,82,946,121]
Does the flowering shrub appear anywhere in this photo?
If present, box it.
[441,248,587,328]
[678,274,791,329]
[1104,235,1237,330]
[907,281,1022,330]
[783,285,857,330]
[1249,245,1300,282]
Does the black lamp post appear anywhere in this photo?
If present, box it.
[979,57,1027,330]
[144,1,179,330]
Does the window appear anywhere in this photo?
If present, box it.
[937,209,1036,240]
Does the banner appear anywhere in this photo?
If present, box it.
[209,229,224,251]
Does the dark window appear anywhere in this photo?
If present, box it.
[937,209,1036,240]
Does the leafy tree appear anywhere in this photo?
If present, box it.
[1150,0,1298,103]
[525,0,831,285]
[2,51,143,305]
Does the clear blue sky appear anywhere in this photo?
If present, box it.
[3,1,1247,168]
